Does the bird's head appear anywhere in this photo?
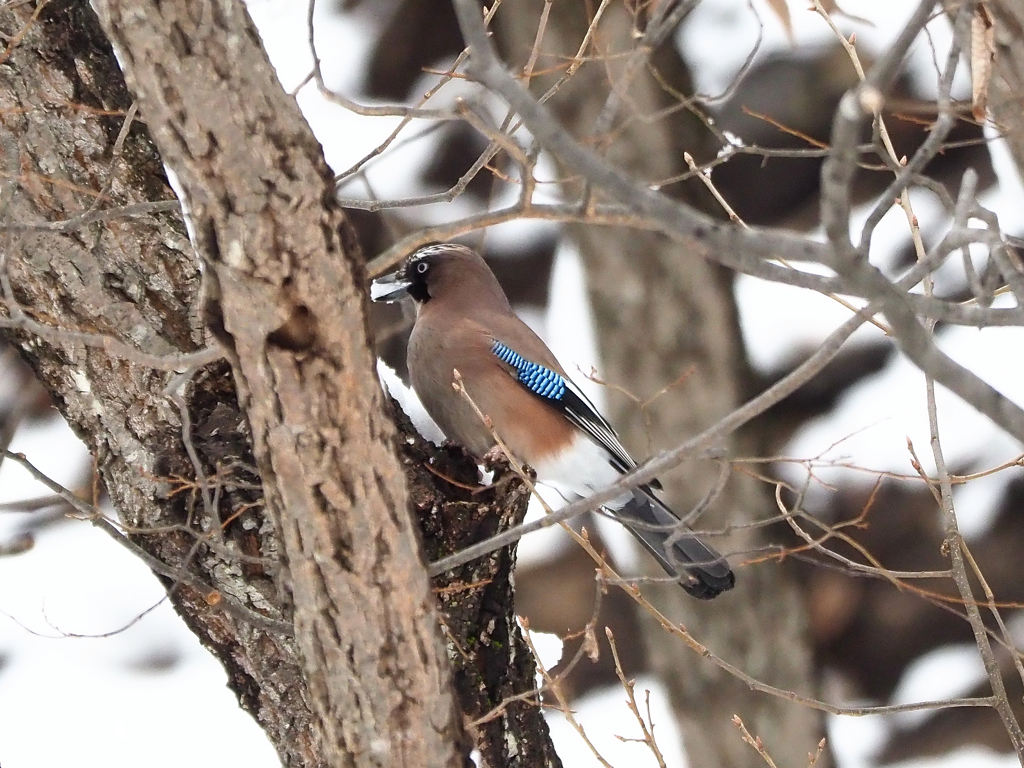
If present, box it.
[370,243,507,309]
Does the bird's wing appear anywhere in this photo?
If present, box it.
[490,339,638,476]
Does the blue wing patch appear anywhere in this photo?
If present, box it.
[490,337,660,488]
[492,340,566,400]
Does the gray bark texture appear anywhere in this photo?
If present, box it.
[492,3,829,767]
[0,2,559,767]
[89,1,462,765]
[0,2,321,765]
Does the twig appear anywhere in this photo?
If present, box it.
[0,199,181,232]
[0,306,224,371]
[606,627,667,768]
[522,623,616,768]
[918,165,1024,759]
[303,0,460,120]
[807,738,828,768]
[4,450,292,636]
[732,714,779,768]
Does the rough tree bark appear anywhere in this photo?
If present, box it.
[395,403,562,768]
[492,3,828,766]
[1,2,559,767]
[0,2,322,765]
[90,1,463,764]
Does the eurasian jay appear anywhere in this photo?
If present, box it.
[371,243,735,599]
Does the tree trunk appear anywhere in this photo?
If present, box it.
[0,2,322,765]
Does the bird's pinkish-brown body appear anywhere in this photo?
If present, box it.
[408,255,576,465]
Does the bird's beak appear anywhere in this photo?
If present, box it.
[370,271,412,303]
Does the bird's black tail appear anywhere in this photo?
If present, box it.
[615,489,735,599]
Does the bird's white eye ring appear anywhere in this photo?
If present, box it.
[416,261,429,274]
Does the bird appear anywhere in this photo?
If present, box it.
[371,243,735,599]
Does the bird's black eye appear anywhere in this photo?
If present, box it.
[416,261,429,274]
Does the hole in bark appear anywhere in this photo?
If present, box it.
[267,304,317,351]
